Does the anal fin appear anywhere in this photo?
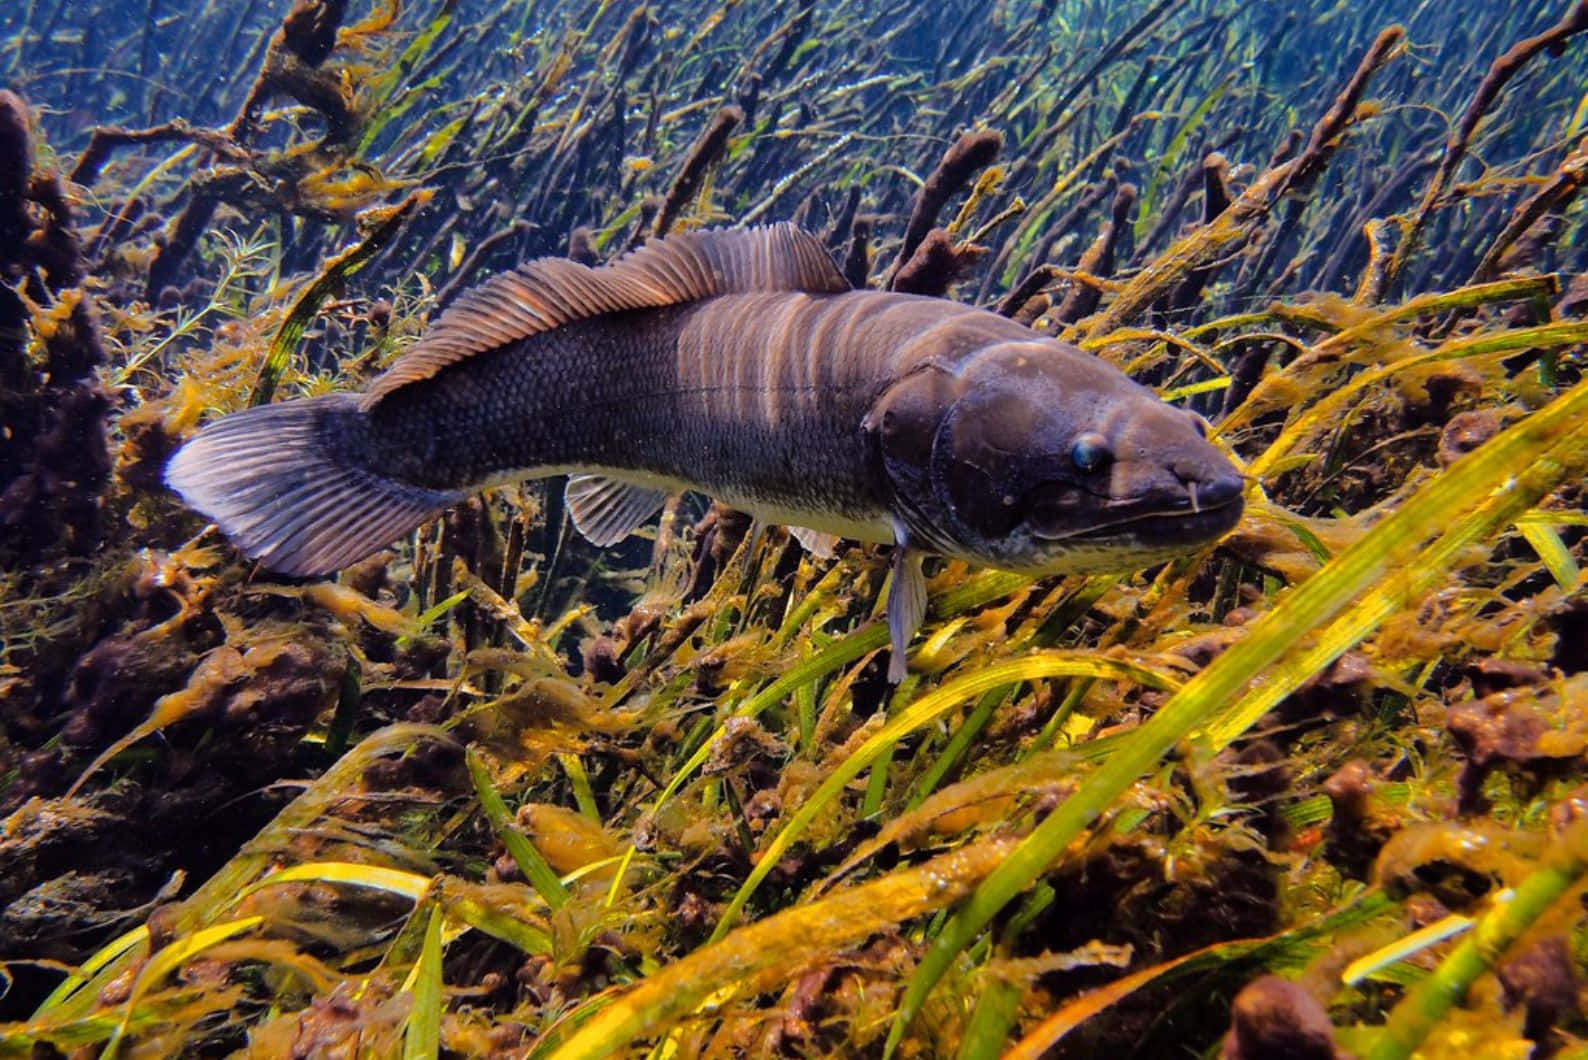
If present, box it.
[886,542,927,684]
[789,525,839,559]
[565,474,669,546]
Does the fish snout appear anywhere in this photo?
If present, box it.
[1165,453,1245,516]
[1187,468,1244,510]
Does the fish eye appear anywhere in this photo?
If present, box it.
[1070,433,1112,473]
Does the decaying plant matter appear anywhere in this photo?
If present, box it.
[1,0,1587,1056]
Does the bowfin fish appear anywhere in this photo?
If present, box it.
[166,224,1244,681]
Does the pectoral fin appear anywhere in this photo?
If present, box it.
[788,525,839,559]
[565,474,669,546]
[886,541,927,684]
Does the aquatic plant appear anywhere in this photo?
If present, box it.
[1,0,1586,1056]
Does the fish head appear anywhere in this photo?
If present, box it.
[866,340,1245,572]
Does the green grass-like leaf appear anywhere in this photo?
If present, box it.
[883,372,1588,1055]
[251,189,431,406]
[1366,817,1588,1060]
[708,652,1183,942]
[467,746,569,911]
[402,904,446,1060]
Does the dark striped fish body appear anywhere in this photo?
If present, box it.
[355,290,1036,539]
[168,225,1244,679]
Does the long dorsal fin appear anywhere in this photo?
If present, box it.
[361,223,848,409]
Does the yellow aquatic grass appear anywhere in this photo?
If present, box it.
[1368,816,1588,1060]
[251,188,432,406]
[238,859,556,958]
[1246,319,1588,479]
[300,580,415,634]
[1342,912,1474,987]
[1005,892,1396,1059]
[4,986,243,1052]
[401,904,445,1060]
[34,726,457,1027]
[103,916,263,1057]
[29,923,150,1018]
[708,652,1184,942]
[884,371,1588,1056]
[238,860,434,902]
[1516,518,1581,591]
[539,837,1020,1060]
[643,570,1032,818]
[468,747,569,910]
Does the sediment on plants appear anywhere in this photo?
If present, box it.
[1,1,1586,1056]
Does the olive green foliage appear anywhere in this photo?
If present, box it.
[1,0,1587,1057]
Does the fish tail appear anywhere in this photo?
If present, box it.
[164,393,462,576]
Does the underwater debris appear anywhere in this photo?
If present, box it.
[0,89,110,565]
[70,120,246,189]
[842,213,872,289]
[1220,975,1347,1060]
[1085,26,1406,338]
[1054,183,1136,324]
[2,0,1588,1054]
[565,224,600,268]
[1157,154,1232,316]
[1436,408,1505,466]
[231,0,357,145]
[652,104,741,239]
[889,128,1003,286]
[998,262,1059,319]
[888,227,985,296]
[1498,936,1579,1045]
[1470,141,1588,284]
[1323,760,1402,879]
[1447,673,1588,812]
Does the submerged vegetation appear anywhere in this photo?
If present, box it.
[1,0,1587,1055]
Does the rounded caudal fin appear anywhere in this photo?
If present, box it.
[164,393,462,576]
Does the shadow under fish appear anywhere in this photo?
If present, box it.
[166,225,1244,681]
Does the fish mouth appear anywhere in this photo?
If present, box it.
[1034,491,1245,547]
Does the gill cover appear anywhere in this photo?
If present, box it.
[866,346,1092,556]
[861,364,943,680]
[864,362,957,549]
